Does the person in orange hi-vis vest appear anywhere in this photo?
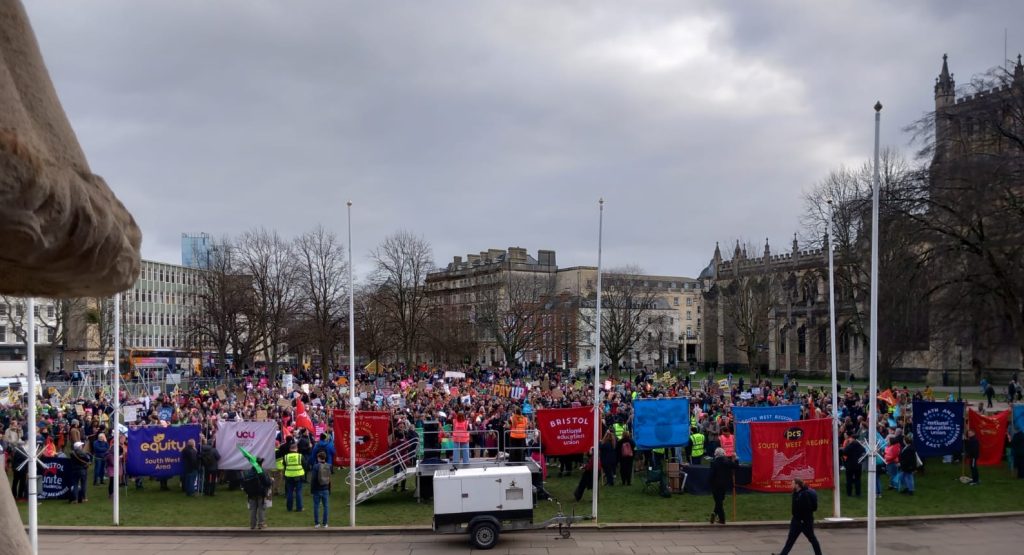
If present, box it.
[452,411,471,465]
[508,407,528,463]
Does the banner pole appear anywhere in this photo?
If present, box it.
[114,293,121,526]
[731,477,736,523]
[592,197,604,521]
[26,298,37,555]
[347,200,357,528]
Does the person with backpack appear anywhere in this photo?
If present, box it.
[201,440,220,496]
[242,459,272,530]
[311,450,331,528]
[772,478,823,555]
[310,432,335,470]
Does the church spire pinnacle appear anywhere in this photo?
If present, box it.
[935,54,955,108]
[1014,53,1023,83]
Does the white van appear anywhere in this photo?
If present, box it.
[0,360,39,390]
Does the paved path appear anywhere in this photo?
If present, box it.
[37,517,1024,554]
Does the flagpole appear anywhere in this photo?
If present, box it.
[347,200,357,528]
[592,198,603,521]
[114,293,121,525]
[825,200,848,522]
[26,297,37,555]
[867,101,882,555]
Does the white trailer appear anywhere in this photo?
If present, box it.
[431,465,586,550]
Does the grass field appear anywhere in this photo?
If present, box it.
[14,460,1023,528]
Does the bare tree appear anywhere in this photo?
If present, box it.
[354,285,398,364]
[237,228,298,380]
[473,272,555,365]
[581,266,665,377]
[185,238,248,373]
[294,226,348,379]
[370,230,434,364]
[719,267,776,372]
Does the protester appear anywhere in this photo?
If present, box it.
[965,429,981,485]
[202,439,220,496]
[67,441,92,503]
[617,429,636,486]
[772,478,823,555]
[598,430,617,486]
[181,438,201,497]
[709,447,740,524]
[841,435,865,497]
[283,442,307,511]
[92,433,109,486]
[241,459,271,530]
[898,434,918,495]
[310,450,331,528]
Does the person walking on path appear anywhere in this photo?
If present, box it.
[772,478,823,555]
[310,450,331,528]
[242,459,272,530]
[708,447,740,524]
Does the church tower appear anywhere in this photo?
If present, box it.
[934,54,955,109]
[934,54,956,164]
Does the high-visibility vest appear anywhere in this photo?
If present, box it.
[720,434,735,457]
[613,423,625,440]
[652,447,665,455]
[275,457,284,471]
[511,415,527,439]
[283,452,305,478]
[452,419,470,443]
[691,433,705,458]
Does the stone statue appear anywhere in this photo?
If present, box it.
[0,0,142,298]
[0,1,143,552]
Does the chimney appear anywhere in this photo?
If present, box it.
[508,247,528,263]
[453,255,462,266]
[537,249,556,267]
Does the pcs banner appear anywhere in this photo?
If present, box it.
[733,405,802,463]
[333,410,390,467]
[536,406,594,456]
[912,401,964,458]
[215,421,277,471]
[633,398,690,449]
[126,425,201,478]
[748,418,833,493]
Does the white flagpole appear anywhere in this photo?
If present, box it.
[26,298,37,555]
[867,101,882,555]
[113,293,121,525]
[347,200,357,527]
[592,198,604,520]
[825,200,848,521]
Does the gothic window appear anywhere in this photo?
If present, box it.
[780,329,787,354]
[839,328,849,354]
[818,328,827,354]
[798,326,806,355]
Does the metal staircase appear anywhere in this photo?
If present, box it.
[353,438,419,505]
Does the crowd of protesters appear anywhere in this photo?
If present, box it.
[3,363,1022,529]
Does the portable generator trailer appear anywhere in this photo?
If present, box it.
[431,465,588,550]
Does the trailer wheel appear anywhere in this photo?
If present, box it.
[470,520,500,550]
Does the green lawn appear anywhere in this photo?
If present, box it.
[14,461,1023,528]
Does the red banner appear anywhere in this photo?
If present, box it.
[333,410,391,467]
[749,418,834,492]
[536,407,594,456]
[968,409,1009,466]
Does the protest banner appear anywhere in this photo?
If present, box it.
[1013,405,1024,435]
[912,401,964,458]
[126,424,201,478]
[333,410,390,467]
[633,398,690,449]
[733,405,802,463]
[38,457,72,500]
[968,409,1010,466]
[215,421,277,471]
[536,406,594,456]
[748,418,833,492]
[282,373,294,391]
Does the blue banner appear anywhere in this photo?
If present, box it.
[633,398,690,449]
[734,405,802,463]
[39,457,73,500]
[127,425,201,478]
[1014,405,1024,434]
[912,401,964,458]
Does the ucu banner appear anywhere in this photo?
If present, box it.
[127,425,201,478]
[633,398,690,449]
[215,421,277,471]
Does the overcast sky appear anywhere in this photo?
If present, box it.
[25,0,1024,278]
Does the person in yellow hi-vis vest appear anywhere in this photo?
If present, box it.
[689,427,706,465]
[283,442,308,512]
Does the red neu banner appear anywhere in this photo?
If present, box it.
[536,406,594,456]
[748,418,834,492]
[968,409,1009,466]
[333,410,391,467]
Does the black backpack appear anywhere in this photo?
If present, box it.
[242,471,268,498]
[806,488,818,512]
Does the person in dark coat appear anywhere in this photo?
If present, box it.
[898,435,918,494]
[708,447,740,524]
[181,439,200,496]
[617,430,636,486]
[1011,429,1024,479]
[202,440,221,496]
[772,479,822,555]
[842,436,866,497]
[965,429,981,485]
[598,430,617,486]
[67,441,92,503]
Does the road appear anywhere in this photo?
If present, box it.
[37,517,1024,554]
